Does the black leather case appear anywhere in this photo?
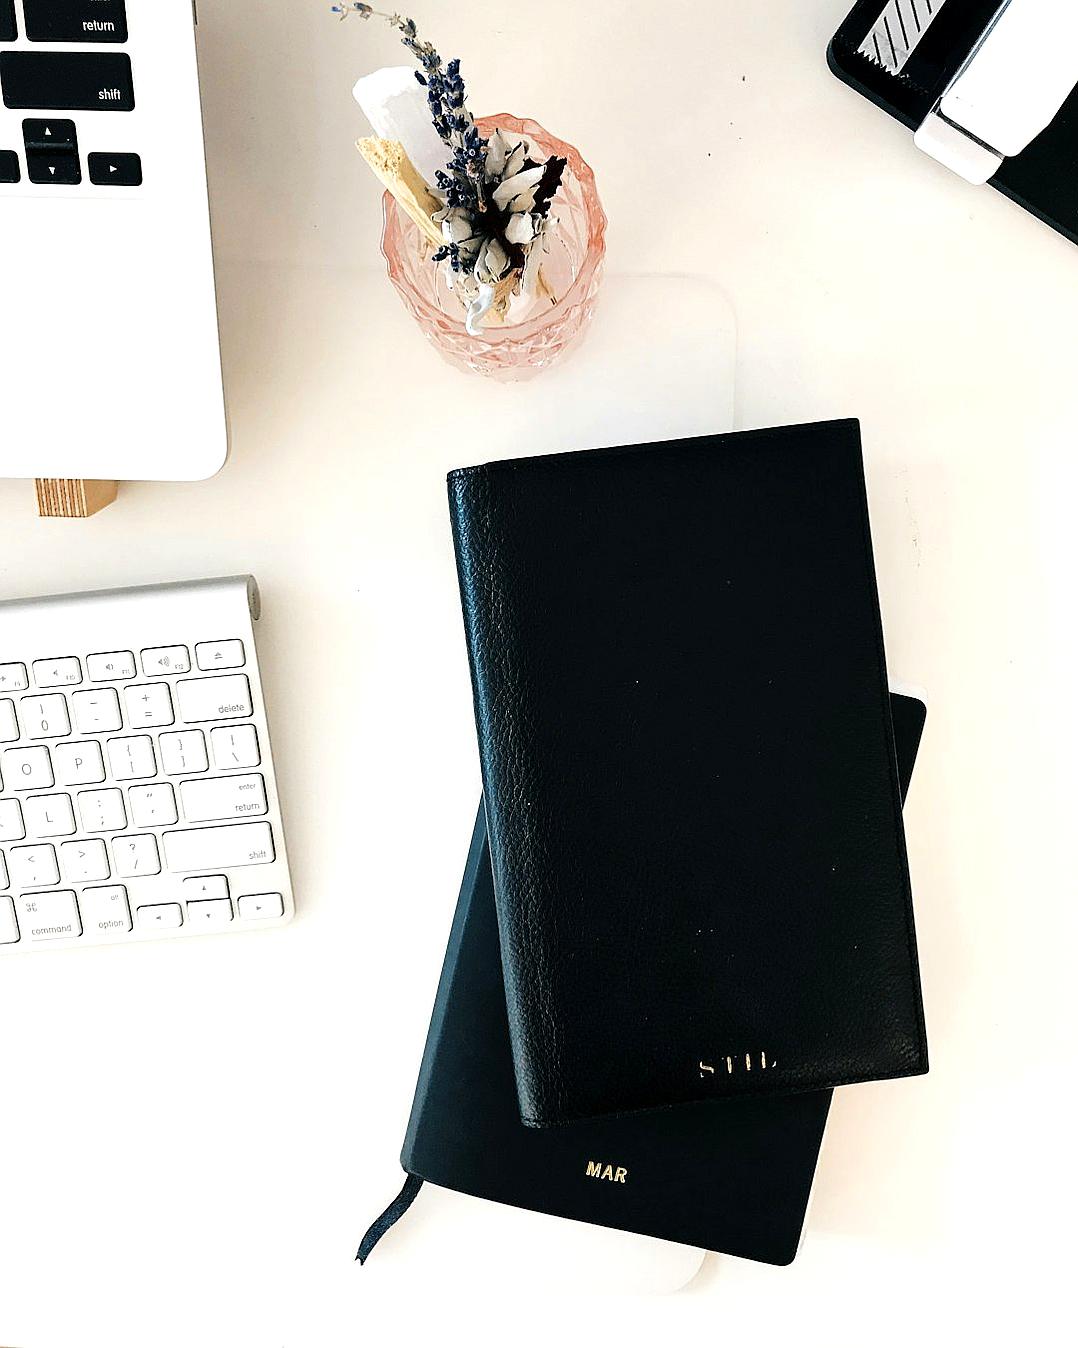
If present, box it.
[829,0,1078,247]
[448,423,927,1126]
[401,693,926,1264]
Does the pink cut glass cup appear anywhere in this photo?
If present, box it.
[380,114,607,381]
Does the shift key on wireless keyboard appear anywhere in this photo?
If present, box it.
[0,52,134,111]
[163,821,275,872]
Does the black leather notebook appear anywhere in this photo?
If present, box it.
[448,422,927,1126]
[399,693,925,1265]
[829,0,1078,247]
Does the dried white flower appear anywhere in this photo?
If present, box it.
[474,235,510,284]
[484,128,510,179]
[504,211,537,245]
[440,205,477,244]
[492,164,547,213]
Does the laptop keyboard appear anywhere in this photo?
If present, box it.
[0,578,295,952]
[0,0,141,187]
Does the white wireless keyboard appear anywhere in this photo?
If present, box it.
[0,576,294,953]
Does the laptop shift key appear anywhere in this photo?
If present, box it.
[1,52,134,112]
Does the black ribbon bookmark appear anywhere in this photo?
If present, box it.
[356,1172,424,1264]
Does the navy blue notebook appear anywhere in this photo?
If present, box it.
[387,693,926,1265]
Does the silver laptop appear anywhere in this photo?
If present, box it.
[0,0,227,481]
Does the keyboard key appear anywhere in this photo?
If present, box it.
[88,151,141,186]
[0,700,18,743]
[163,821,274,873]
[0,149,19,183]
[60,839,110,883]
[0,850,6,889]
[136,903,182,931]
[20,694,70,739]
[183,875,229,899]
[24,793,75,838]
[186,897,233,929]
[0,664,28,692]
[195,640,246,671]
[9,843,59,888]
[87,651,136,682]
[0,897,18,945]
[141,646,190,677]
[123,683,174,728]
[27,148,81,185]
[0,800,24,842]
[210,724,260,770]
[111,833,160,878]
[54,741,105,786]
[0,0,14,42]
[2,746,54,791]
[238,893,284,921]
[32,657,81,688]
[0,52,135,111]
[23,0,128,44]
[180,774,267,824]
[106,734,156,781]
[176,675,252,723]
[78,787,126,833]
[17,889,80,941]
[159,729,208,776]
[23,119,76,152]
[72,688,122,734]
[129,782,178,828]
[80,884,130,934]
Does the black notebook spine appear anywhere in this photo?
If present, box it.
[401,806,489,1171]
[448,467,554,1127]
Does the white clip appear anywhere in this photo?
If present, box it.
[915,0,1078,183]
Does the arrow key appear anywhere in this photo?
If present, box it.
[88,151,141,186]
[26,147,80,185]
[238,893,284,921]
[23,118,77,152]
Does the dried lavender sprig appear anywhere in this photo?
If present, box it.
[331,5,487,212]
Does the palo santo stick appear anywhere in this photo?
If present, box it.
[356,137,443,249]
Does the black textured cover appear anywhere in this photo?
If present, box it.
[448,423,927,1126]
[402,693,925,1264]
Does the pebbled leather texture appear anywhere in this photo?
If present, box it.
[398,693,926,1264]
[448,422,929,1128]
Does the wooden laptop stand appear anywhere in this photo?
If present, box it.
[34,479,118,518]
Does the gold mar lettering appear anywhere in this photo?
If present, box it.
[585,1161,627,1183]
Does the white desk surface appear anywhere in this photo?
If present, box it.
[2,1,1077,1343]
